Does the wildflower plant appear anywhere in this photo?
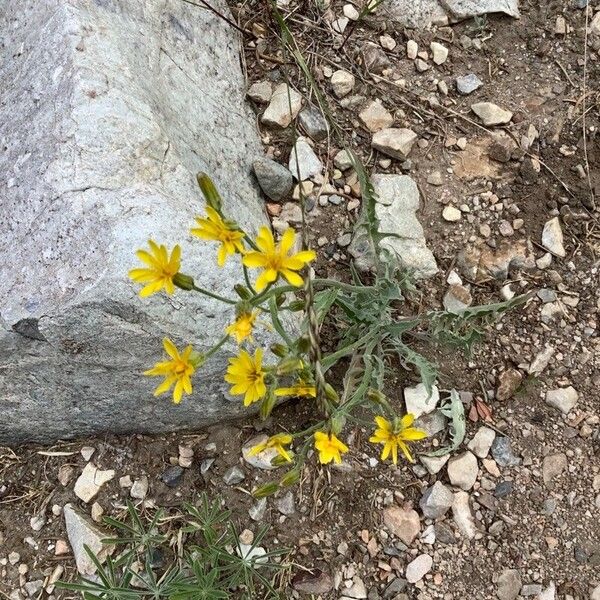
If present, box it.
[130,172,528,496]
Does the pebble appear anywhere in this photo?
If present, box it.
[430,41,448,65]
[542,453,567,485]
[404,383,440,419]
[298,105,329,141]
[223,465,245,485]
[359,100,394,132]
[24,581,43,597]
[496,368,523,401]
[545,386,578,414]
[520,584,542,596]
[29,515,46,531]
[383,505,421,545]
[293,569,334,594]
[447,451,478,491]
[471,102,513,126]
[343,3,360,19]
[406,40,418,59]
[130,476,149,499]
[289,137,323,181]
[80,446,95,461]
[331,70,355,98]
[91,502,104,522]
[442,206,462,222]
[275,491,295,516]
[74,463,115,503]
[452,491,477,539]
[541,217,566,257]
[467,426,496,458]
[427,171,444,186]
[415,58,429,72]
[494,480,514,498]
[443,284,472,313]
[249,497,268,521]
[420,454,449,475]
[380,34,396,50]
[419,481,454,519]
[161,465,184,487]
[491,436,521,467]
[405,554,432,583]
[456,74,483,95]
[345,576,367,598]
[371,128,418,159]
[334,149,353,170]
[247,81,273,104]
[261,83,302,128]
[55,539,70,556]
[8,552,20,565]
[497,569,522,600]
[538,582,556,600]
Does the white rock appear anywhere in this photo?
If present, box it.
[497,569,522,600]
[447,451,478,490]
[420,454,449,474]
[371,128,418,159]
[334,149,354,170]
[359,100,394,132]
[332,17,349,34]
[242,434,279,470]
[331,70,355,98]
[406,40,418,59]
[383,505,421,545]
[247,81,273,104]
[467,427,496,458]
[419,481,454,519]
[591,583,600,600]
[404,383,440,419]
[74,463,115,503]
[80,446,95,461]
[288,137,323,181]
[261,83,303,128]
[345,576,367,598]
[430,41,448,64]
[471,102,513,126]
[541,217,566,258]
[130,476,149,499]
[380,34,396,50]
[528,346,554,376]
[452,491,476,539]
[442,206,462,222]
[405,554,433,583]
[30,515,46,531]
[63,504,114,575]
[545,386,578,414]
[538,582,556,600]
[343,3,360,19]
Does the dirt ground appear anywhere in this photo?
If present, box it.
[1,0,600,599]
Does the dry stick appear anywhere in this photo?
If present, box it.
[179,0,252,35]
[582,4,596,208]
[555,59,576,88]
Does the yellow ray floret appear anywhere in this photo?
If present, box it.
[191,207,245,267]
[225,348,267,406]
[242,227,316,291]
[129,240,181,297]
[144,338,196,404]
[314,431,349,465]
[369,414,427,464]
[225,310,258,344]
[248,433,293,463]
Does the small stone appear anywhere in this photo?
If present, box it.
[415,58,429,72]
[430,42,448,65]
[537,288,557,303]
[383,505,421,545]
[58,464,75,486]
[292,570,334,595]
[242,435,280,470]
[24,581,43,597]
[298,105,329,141]
[520,584,542,597]
[491,436,521,467]
[91,502,104,522]
[541,217,566,257]
[331,70,355,98]
[248,497,267,521]
[406,40,418,59]
[442,206,462,222]
[538,582,556,600]
[494,480,514,498]
[443,284,472,313]
[275,491,295,516]
[468,427,496,458]
[496,369,522,401]
[119,475,132,488]
[447,451,478,491]
[371,128,418,159]
[8,551,20,565]
[247,81,273,104]
[542,453,567,485]
[161,465,184,487]
[498,220,514,237]
[456,74,483,95]
[261,83,303,128]
[359,100,394,132]
[130,476,149,500]
[55,539,70,556]
[545,386,578,414]
[334,149,353,170]
[427,171,443,186]
[404,383,440,419]
[361,41,391,73]
[289,137,323,181]
[435,522,456,544]
[337,232,352,247]
[380,34,396,50]
[223,465,245,485]
[30,515,46,531]
[591,584,600,600]
[497,569,522,600]
[405,554,432,584]
[528,346,554,376]
[278,203,302,225]
[332,16,349,34]
[343,3,360,19]
[489,138,513,163]
[420,454,449,475]
[345,576,367,599]
[438,80,449,95]
[555,15,567,35]
[74,463,115,503]
[80,446,95,461]
[471,102,513,126]
[419,481,454,519]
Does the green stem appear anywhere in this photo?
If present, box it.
[191,284,237,305]
[242,265,257,295]
[205,335,229,359]
[243,232,260,252]
[269,297,293,346]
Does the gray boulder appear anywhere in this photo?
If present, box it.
[0,0,273,442]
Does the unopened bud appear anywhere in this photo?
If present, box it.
[252,482,279,498]
[270,343,288,358]
[279,468,300,487]
[277,356,303,374]
[234,285,252,300]
[259,391,276,421]
[287,300,305,311]
[330,414,346,435]
[190,351,205,369]
[367,389,387,405]
[324,383,339,403]
[173,273,195,291]
[196,172,222,212]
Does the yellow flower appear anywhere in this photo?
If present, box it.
[191,207,245,267]
[248,433,293,463]
[275,382,316,398]
[314,431,349,465]
[225,348,267,406]
[144,338,197,404]
[242,227,316,292]
[225,310,258,344]
[369,414,427,464]
[129,240,181,297]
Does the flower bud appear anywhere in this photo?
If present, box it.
[367,389,387,405]
[252,482,279,498]
[189,351,205,369]
[173,272,195,291]
[259,391,276,421]
[324,383,339,403]
[297,336,312,353]
[287,300,305,312]
[196,172,222,212]
[279,468,300,487]
[270,343,288,358]
[234,285,252,300]
[330,414,346,435]
[277,356,303,375]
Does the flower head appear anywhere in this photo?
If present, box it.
[314,431,349,465]
[275,382,316,398]
[248,433,293,463]
[225,348,267,406]
[226,310,258,344]
[369,414,427,464]
[191,207,245,267]
[243,227,316,292]
[144,338,200,404]
[129,240,181,297]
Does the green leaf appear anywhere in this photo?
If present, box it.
[423,389,466,457]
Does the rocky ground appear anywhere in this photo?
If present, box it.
[1,0,600,599]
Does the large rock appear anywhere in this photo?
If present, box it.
[0,1,273,442]
[382,0,519,28]
[349,175,438,279]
